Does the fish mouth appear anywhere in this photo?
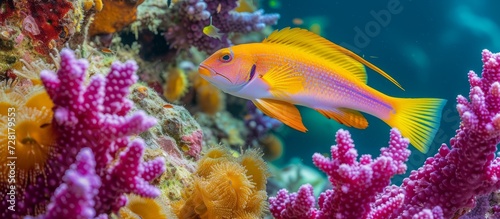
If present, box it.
[198,64,232,83]
[198,65,213,76]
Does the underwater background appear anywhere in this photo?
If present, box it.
[266,0,500,182]
[2,0,500,218]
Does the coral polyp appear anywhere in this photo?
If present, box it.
[0,106,55,187]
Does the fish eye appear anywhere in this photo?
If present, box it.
[219,53,232,62]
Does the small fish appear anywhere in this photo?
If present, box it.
[100,47,113,54]
[217,3,222,13]
[198,28,446,153]
[292,18,304,25]
[203,16,222,40]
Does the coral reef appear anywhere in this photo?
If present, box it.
[130,83,203,160]
[269,128,411,219]
[25,148,101,219]
[163,0,280,53]
[172,147,269,218]
[118,194,173,219]
[269,49,500,219]
[397,49,500,217]
[0,49,165,218]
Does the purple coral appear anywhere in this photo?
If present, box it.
[399,49,500,217]
[1,49,165,218]
[165,0,279,53]
[269,49,500,219]
[244,101,282,145]
[27,148,102,219]
[270,128,411,219]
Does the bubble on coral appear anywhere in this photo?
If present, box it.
[163,67,189,102]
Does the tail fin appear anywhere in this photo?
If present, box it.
[385,97,447,153]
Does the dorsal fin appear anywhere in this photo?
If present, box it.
[262,28,404,90]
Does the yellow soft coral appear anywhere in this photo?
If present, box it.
[119,195,171,219]
[172,147,269,219]
[163,67,189,102]
[0,85,55,187]
[190,71,225,115]
[0,107,55,186]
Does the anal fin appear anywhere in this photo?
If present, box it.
[253,98,307,132]
[316,108,368,129]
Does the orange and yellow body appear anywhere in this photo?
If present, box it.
[199,28,446,153]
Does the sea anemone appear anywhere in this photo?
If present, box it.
[119,195,170,219]
[0,106,55,187]
[172,147,269,218]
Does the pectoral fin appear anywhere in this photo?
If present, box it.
[316,108,368,129]
[261,65,304,98]
[253,98,307,132]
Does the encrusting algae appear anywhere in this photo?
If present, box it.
[172,147,269,219]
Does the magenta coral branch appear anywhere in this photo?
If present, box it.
[0,49,165,218]
[26,148,103,219]
[270,128,411,219]
[399,49,500,218]
[269,49,500,219]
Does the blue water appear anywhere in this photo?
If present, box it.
[263,0,500,180]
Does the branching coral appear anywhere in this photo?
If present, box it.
[268,49,500,219]
[0,49,165,218]
[269,128,411,219]
[172,147,269,218]
[164,0,280,53]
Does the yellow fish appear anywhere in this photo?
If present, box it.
[203,16,222,40]
[198,28,446,153]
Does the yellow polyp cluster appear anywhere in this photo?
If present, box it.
[83,0,103,11]
[163,67,189,102]
[0,107,55,186]
[0,85,55,188]
[190,71,225,115]
[118,195,170,219]
[172,147,269,219]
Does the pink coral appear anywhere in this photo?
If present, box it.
[270,128,410,219]
[269,49,500,219]
[398,49,500,217]
[0,49,165,218]
[181,129,203,159]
